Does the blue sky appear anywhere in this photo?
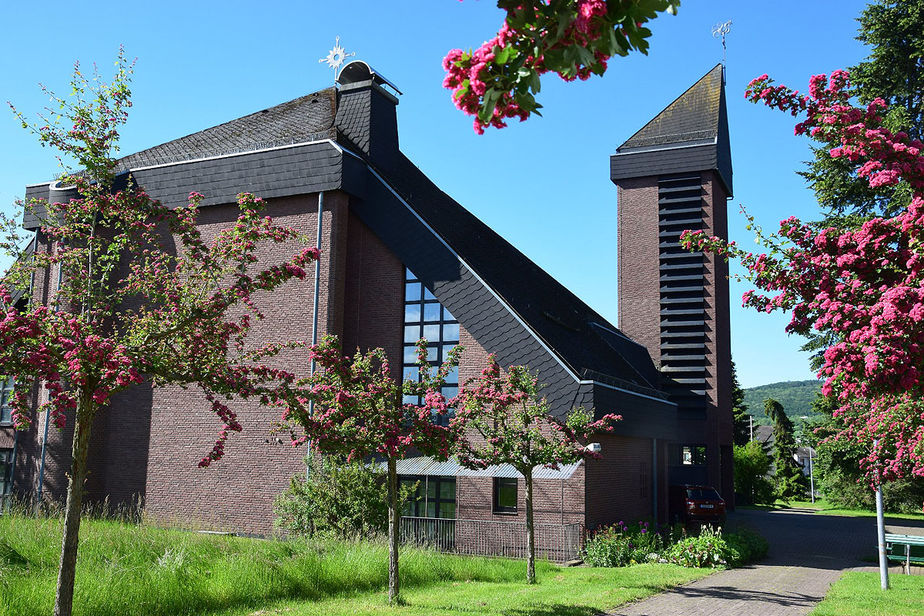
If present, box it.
[0,1,873,387]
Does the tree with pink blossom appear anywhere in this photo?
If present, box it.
[281,335,462,605]
[681,69,924,494]
[454,357,622,584]
[1,52,320,616]
[442,0,680,134]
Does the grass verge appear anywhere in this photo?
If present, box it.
[810,571,924,616]
[740,499,924,521]
[0,513,708,616]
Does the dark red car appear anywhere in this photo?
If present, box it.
[669,484,726,524]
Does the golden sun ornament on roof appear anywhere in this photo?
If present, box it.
[319,36,355,77]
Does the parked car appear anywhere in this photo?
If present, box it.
[669,484,726,525]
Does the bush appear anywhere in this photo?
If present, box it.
[274,456,393,538]
[666,525,728,568]
[582,520,663,567]
[724,528,769,566]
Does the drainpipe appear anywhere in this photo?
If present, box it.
[652,438,658,522]
[306,192,324,473]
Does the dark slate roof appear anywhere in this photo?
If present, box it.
[115,89,338,171]
[618,64,723,151]
[23,74,668,406]
[376,152,664,397]
[611,64,733,197]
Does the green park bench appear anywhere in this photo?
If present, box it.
[884,533,924,574]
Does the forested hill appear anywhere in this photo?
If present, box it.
[742,380,822,419]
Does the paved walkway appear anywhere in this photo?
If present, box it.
[609,509,924,616]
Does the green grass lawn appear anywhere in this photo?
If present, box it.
[740,499,924,522]
[810,572,924,616]
[0,513,708,616]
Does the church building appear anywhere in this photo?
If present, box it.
[0,60,733,559]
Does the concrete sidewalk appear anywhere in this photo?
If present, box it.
[608,509,923,616]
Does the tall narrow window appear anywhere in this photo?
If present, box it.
[0,377,13,425]
[0,449,13,505]
[402,268,460,426]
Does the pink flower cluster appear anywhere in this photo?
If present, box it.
[443,1,675,134]
[686,69,924,484]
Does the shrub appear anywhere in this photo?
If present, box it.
[724,528,769,566]
[583,520,663,567]
[666,525,728,568]
[274,456,393,539]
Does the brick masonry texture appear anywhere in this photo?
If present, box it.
[617,177,662,363]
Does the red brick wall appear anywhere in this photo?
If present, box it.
[584,434,653,529]
[342,211,403,378]
[616,177,661,364]
[702,172,734,506]
[143,193,342,532]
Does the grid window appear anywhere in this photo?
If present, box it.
[402,267,460,426]
[0,449,12,500]
[493,477,518,514]
[0,377,13,425]
[400,475,456,519]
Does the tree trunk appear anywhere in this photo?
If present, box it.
[387,457,401,604]
[525,469,536,585]
[53,396,95,616]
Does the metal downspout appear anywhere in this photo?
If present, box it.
[306,191,324,472]
[652,438,658,521]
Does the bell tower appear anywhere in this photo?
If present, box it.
[610,64,735,504]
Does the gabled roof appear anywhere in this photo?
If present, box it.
[115,89,338,171]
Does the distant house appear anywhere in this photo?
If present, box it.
[1,61,734,555]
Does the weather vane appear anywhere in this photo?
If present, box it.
[319,36,355,80]
[711,20,732,65]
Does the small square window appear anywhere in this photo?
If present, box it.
[403,346,419,364]
[441,386,458,399]
[423,303,441,322]
[404,304,421,323]
[442,323,460,342]
[405,282,422,302]
[404,325,421,344]
[423,324,440,342]
[493,477,517,514]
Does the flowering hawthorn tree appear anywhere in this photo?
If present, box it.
[281,335,462,605]
[1,54,319,616]
[442,0,680,134]
[454,357,621,584]
[682,69,924,491]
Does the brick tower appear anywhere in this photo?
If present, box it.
[610,64,735,506]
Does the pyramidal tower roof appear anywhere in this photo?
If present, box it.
[611,64,732,197]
